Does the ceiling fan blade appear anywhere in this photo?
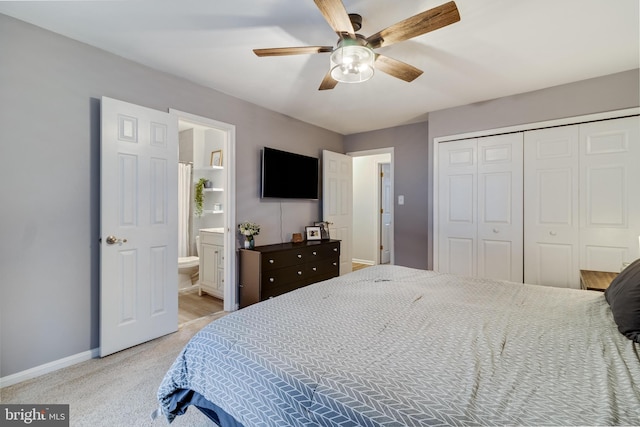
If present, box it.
[374,54,423,82]
[313,0,355,38]
[254,46,334,57]
[319,71,338,90]
[366,1,460,49]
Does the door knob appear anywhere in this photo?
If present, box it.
[105,235,127,245]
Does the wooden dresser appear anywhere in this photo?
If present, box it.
[239,240,340,308]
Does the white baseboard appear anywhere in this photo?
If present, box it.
[352,258,375,265]
[0,348,99,389]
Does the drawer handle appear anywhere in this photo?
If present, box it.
[269,278,275,282]
[549,231,557,236]
[333,248,338,252]
[333,262,337,266]
[312,251,317,256]
[297,254,302,258]
[269,259,274,264]
[297,271,303,275]
[312,267,317,271]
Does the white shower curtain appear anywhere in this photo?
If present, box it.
[178,163,192,257]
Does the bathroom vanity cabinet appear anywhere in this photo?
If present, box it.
[199,229,224,299]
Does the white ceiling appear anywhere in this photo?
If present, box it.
[1,0,638,135]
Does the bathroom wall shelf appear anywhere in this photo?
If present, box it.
[202,210,224,215]
[204,188,224,192]
[195,166,224,172]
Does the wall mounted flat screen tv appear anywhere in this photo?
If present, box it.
[261,147,319,199]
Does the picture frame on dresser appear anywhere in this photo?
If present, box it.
[306,226,321,240]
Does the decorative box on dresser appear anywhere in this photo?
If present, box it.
[239,240,340,308]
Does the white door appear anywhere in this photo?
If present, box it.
[380,163,391,264]
[524,125,580,287]
[323,150,353,275]
[579,116,640,271]
[477,134,523,282]
[100,97,178,357]
[437,139,477,276]
[437,135,523,281]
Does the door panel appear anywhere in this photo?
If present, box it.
[100,97,178,357]
[323,150,353,275]
[580,116,640,271]
[380,163,391,264]
[437,139,477,275]
[524,125,580,287]
[477,134,523,282]
[536,243,576,288]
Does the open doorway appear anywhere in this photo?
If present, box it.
[349,148,394,268]
[171,110,237,325]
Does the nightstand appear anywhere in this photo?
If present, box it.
[579,270,618,292]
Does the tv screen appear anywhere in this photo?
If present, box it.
[261,147,319,199]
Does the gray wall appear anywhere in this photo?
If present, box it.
[0,14,342,378]
[344,122,429,269]
[426,69,640,268]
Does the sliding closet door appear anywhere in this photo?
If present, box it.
[524,126,580,288]
[438,139,477,276]
[579,116,640,271]
[477,134,523,282]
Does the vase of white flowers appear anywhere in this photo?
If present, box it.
[238,221,260,249]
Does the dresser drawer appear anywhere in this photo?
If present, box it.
[307,258,339,278]
[307,241,340,261]
[262,264,308,291]
[261,248,307,271]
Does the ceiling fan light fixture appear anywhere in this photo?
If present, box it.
[330,38,374,83]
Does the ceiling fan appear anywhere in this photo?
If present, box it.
[253,0,460,90]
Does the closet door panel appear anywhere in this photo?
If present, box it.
[535,243,576,288]
[580,116,640,271]
[477,134,523,282]
[524,125,580,287]
[438,140,477,275]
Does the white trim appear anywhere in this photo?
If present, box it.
[352,258,375,265]
[432,107,639,272]
[347,147,395,266]
[169,109,237,313]
[0,349,99,388]
[434,107,640,144]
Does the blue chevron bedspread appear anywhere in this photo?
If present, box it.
[158,265,640,426]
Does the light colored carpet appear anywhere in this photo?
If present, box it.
[0,312,227,426]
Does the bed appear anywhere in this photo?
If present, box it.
[157,264,640,426]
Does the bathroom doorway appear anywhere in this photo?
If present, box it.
[171,109,236,323]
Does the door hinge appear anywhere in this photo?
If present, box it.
[380,245,384,250]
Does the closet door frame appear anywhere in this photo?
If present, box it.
[433,107,639,275]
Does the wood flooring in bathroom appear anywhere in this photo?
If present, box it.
[178,289,224,325]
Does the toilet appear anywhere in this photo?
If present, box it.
[178,236,200,290]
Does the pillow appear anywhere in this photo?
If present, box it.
[605,258,640,343]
